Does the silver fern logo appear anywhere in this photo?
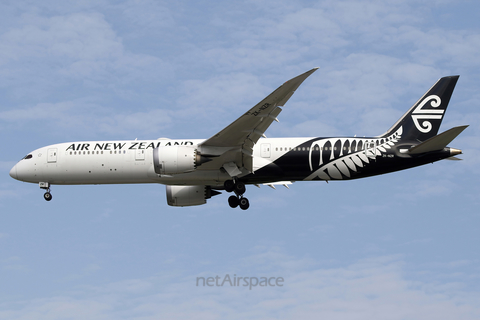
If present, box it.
[411,95,443,133]
[305,127,403,181]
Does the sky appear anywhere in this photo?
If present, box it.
[1,0,480,319]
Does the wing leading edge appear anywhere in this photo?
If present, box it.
[198,68,318,174]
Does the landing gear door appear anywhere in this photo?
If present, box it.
[47,148,57,163]
[365,142,376,160]
[261,143,271,158]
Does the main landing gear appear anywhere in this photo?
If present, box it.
[224,179,249,210]
[40,182,52,201]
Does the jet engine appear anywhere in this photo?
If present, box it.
[153,145,201,175]
[166,185,221,207]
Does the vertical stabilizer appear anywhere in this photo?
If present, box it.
[381,76,459,142]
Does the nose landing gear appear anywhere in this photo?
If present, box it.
[224,180,249,210]
[40,182,52,201]
[43,191,52,201]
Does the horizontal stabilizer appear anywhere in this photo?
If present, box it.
[407,125,468,154]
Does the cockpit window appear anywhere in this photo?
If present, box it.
[23,154,33,160]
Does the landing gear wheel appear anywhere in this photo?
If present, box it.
[228,195,239,208]
[239,197,249,210]
[224,179,249,209]
[234,182,246,195]
[224,180,235,193]
[44,192,52,201]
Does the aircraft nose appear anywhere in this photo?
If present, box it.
[9,164,18,180]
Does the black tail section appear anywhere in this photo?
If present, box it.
[381,76,459,142]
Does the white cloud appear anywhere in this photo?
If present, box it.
[2,0,478,139]
[165,0,479,140]
[1,254,479,320]
[1,256,28,272]
[0,100,172,138]
[0,10,171,103]
[0,12,121,72]
[117,0,175,30]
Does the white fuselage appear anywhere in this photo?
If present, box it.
[10,137,313,187]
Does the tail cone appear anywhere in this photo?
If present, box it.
[449,148,462,156]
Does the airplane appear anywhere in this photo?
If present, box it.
[9,68,468,210]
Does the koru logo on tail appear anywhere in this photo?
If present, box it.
[411,95,443,133]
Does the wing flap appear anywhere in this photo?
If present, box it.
[263,181,293,189]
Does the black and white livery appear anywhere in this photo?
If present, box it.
[10,69,468,210]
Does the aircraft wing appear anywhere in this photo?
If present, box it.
[198,68,318,174]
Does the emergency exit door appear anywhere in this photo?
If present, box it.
[261,144,271,158]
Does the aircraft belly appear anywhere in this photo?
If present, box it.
[155,170,228,187]
[326,166,342,179]
[316,170,330,180]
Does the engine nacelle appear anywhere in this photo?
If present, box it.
[153,145,197,175]
[166,185,220,207]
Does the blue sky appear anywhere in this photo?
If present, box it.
[1,0,480,319]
